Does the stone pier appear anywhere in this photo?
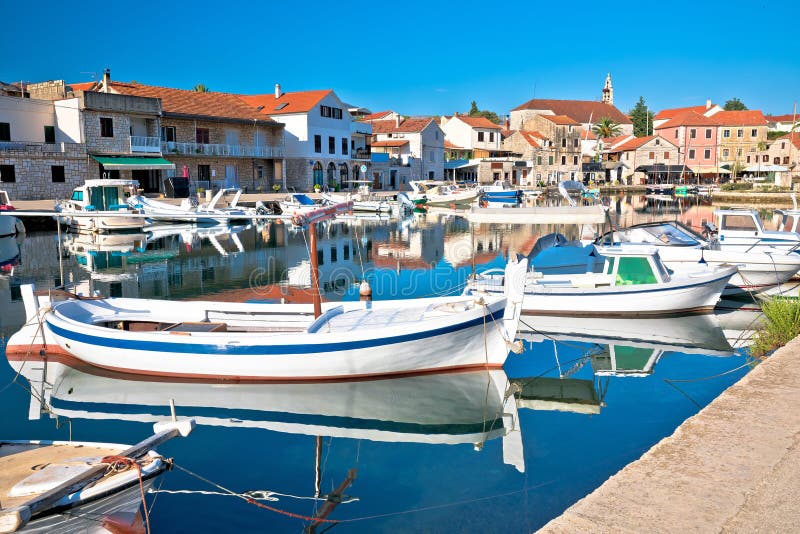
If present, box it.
[539,336,800,533]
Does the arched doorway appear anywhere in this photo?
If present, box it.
[312,161,323,187]
[339,163,349,189]
[326,162,336,187]
[352,165,361,184]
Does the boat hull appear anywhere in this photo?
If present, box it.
[61,213,146,232]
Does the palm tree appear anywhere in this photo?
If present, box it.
[593,117,622,138]
[193,84,210,93]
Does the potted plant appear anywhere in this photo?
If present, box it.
[272,184,281,193]
[313,184,322,193]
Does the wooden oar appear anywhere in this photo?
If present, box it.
[0,419,194,533]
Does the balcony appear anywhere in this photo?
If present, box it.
[162,142,285,159]
[352,148,371,160]
[131,136,161,154]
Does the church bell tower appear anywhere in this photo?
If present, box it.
[602,73,613,105]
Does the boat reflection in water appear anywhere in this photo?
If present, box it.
[9,355,525,473]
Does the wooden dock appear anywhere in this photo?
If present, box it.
[538,336,800,533]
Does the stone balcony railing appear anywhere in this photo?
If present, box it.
[0,141,85,155]
[130,136,161,154]
[162,141,285,159]
[351,148,371,160]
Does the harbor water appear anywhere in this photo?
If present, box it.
[0,194,769,532]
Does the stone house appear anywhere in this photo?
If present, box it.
[367,116,444,187]
[606,135,681,184]
[762,132,800,184]
[523,115,582,182]
[713,110,768,172]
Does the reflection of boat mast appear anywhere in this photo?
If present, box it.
[306,468,358,534]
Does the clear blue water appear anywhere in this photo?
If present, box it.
[0,195,759,532]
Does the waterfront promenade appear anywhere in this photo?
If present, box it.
[539,336,800,533]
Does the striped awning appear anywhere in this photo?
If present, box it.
[92,156,175,170]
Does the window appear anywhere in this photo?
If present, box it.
[737,148,742,156]
[478,131,485,142]
[51,165,65,183]
[723,129,730,138]
[649,151,655,159]
[0,122,9,141]
[723,148,730,157]
[429,150,434,162]
[784,156,790,164]
[674,129,679,139]
[330,246,337,263]
[44,125,55,143]
[664,152,669,159]
[161,126,176,142]
[572,155,578,165]
[616,256,657,285]
[71,190,83,201]
[537,156,542,165]
[314,135,321,153]
[704,149,711,159]
[100,117,113,137]
[489,132,495,142]
[763,155,769,162]
[197,165,210,181]
[328,136,335,154]
[690,128,697,139]
[561,138,567,148]
[195,128,210,144]
[319,105,342,119]
[688,149,696,159]
[751,129,758,137]
[774,157,781,164]
[737,129,743,138]
[746,155,751,163]
[705,129,712,139]
[548,155,554,165]
[722,214,757,231]
[343,244,350,260]
[561,155,566,165]
[341,138,348,155]
[0,164,15,183]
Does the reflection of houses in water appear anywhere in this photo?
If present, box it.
[512,376,603,415]
[374,219,444,269]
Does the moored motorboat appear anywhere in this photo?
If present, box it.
[279,193,320,215]
[408,181,480,206]
[467,246,735,316]
[8,258,527,380]
[712,208,800,253]
[55,180,146,232]
[321,181,393,213]
[0,420,193,533]
[598,221,800,295]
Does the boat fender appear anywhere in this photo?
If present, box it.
[507,339,525,354]
[359,280,372,301]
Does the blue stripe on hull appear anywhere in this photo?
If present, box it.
[46,308,505,356]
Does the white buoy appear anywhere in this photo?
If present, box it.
[359,279,372,301]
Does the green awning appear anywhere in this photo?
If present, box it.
[92,156,175,170]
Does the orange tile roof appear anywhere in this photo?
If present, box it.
[519,130,547,147]
[603,134,634,147]
[541,114,580,126]
[654,104,715,120]
[239,89,332,115]
[767,114,800,123]
[579,129,597,140]
[444,140,465,149]
[778,132,800,150]
[455,116,502,129]
[68,81,97,92]
[711,110,767,126]
[512,98,632,125]
[107,82,279,123]
[655,110,718,129]
[370,117,435,133]
[359,110,393,121]
[611,135,677,152]
[372,139,409,147]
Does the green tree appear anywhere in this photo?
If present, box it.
[193,84,210,93]
[592,117,622,138]
[628,96,654,137]
[467,101,500,124]
[724,98,747,111]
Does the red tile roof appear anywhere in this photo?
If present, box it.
[603,134,634,148]
[654,104,716,120]
[519,130,547,147]
[541,114,580,126]
[767,114,800,123]
[359,110,393,121]
[444,140,465,149]
[611,135,677,152]
[579,129,597,140]
[655,110,718,129]
[370,117,434,133]
[512,98,632,125]
[107,82,279,123]
[778,132,800,150]
[455,116,502,129]
[239,89,332,115]
[372,139,409,147]
[68,82,97,92]
[711,110,767,126]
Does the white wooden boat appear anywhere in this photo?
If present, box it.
[9,258,527,380]
[408,181,481,206]
[599,221,800,295]
[10,358,523,471]
[322,181,393,213]
[712,208,800,253]
[279,193,320,215]
[55,180,146,232]
[468,246,735,316]
[0,419,193,533]
[0,191,25,237]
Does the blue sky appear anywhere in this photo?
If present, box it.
[2,0,799,117]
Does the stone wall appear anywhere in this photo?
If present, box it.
[0,143,88,200]
[163,118,282,147]
[83,110,133,154]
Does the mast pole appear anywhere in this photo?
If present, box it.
[309,221,322,318]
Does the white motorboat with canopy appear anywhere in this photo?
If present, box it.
[128,188,252,224]
[55,180,145,232]
[408,181,480,206]
[597,220,800,295]
[321,181,393,213]
[7,203,528,380]
[468,245,735,316]
[712,208,800,253]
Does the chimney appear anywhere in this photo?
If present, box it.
[454,111,459,117]
[102,68,111,93]
[706,99,712,110]
[395,115,401,128]
[504,116,510,130]
[275,83,282,99]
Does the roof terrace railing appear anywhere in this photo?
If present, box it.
[162,142,285,158]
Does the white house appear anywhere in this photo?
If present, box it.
[652,100,723,129]
[242,85,369,190]
[368,116,444,184]
[440,114,502,154]
[766,114,800,133]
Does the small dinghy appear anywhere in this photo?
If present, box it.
[467,245,735,317]
[0,419,194,533]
